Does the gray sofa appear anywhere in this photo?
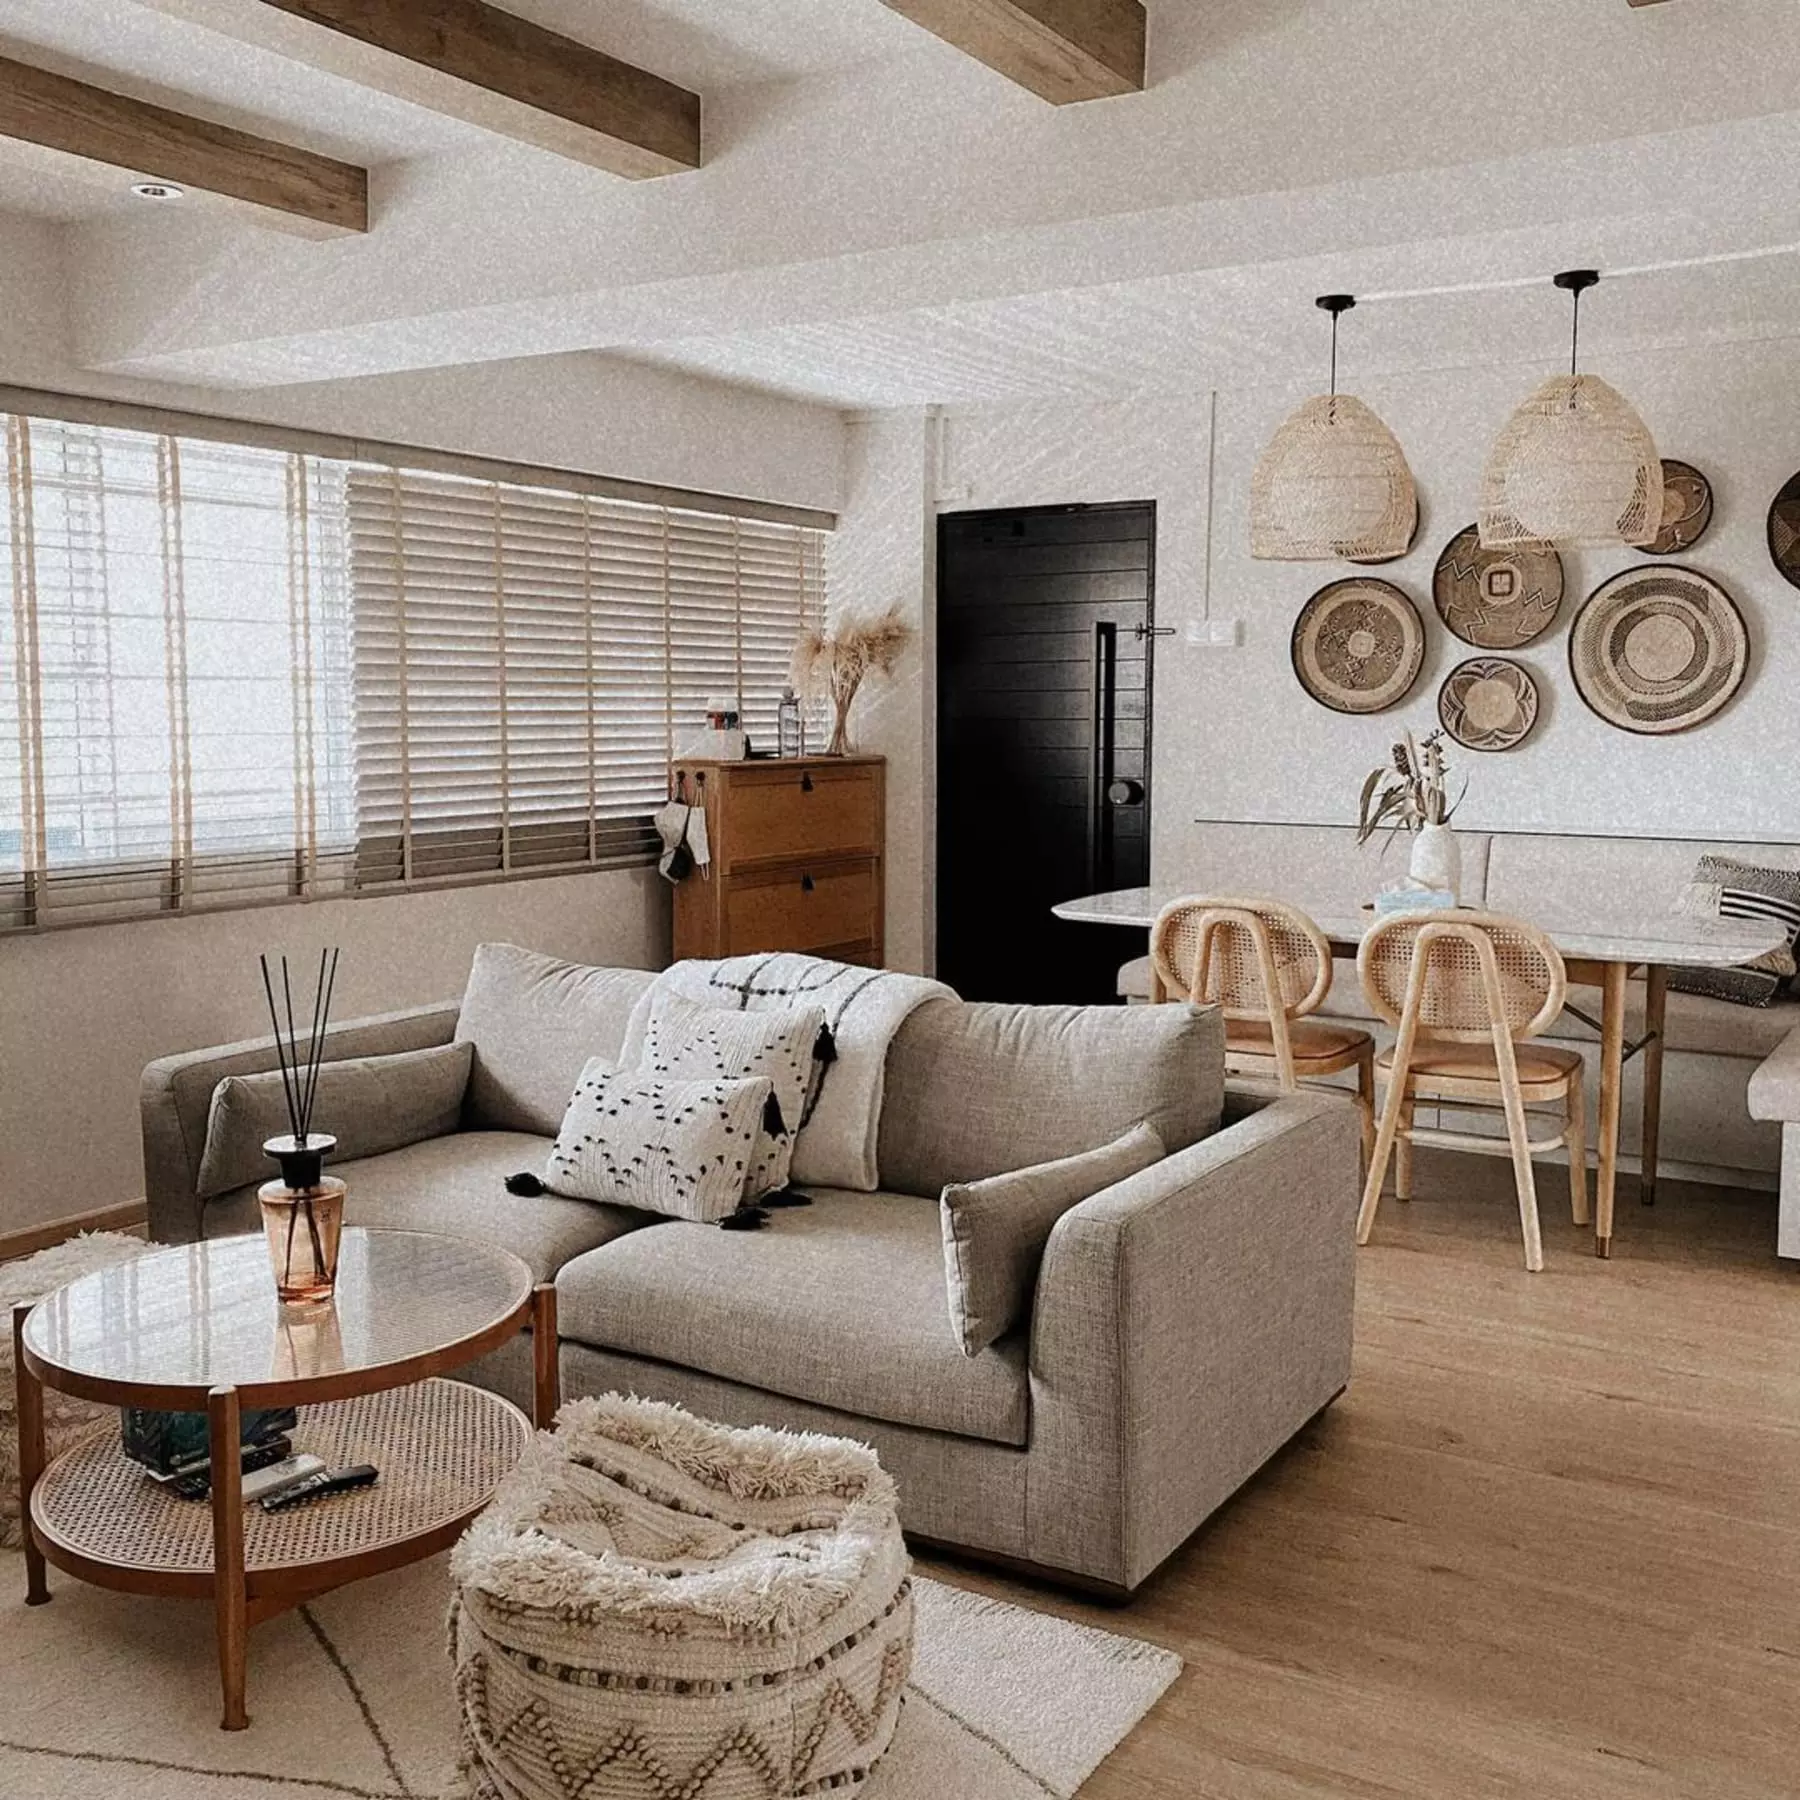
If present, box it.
[142,947,1360,1595]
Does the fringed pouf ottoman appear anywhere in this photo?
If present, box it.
[448,1394,915,1800]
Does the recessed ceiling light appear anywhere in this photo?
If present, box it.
[130,181,185,201]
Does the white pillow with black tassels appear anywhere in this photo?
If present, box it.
[520,1059,773,1224]
[638,994,828,1213]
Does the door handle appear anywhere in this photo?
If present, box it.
[801,771,814,792]
[1090,622,1118,890]
[801,873,815,892]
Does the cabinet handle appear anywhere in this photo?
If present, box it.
[801,874,815,892]
[801,771,814,793]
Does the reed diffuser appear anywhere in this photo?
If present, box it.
[256,949,346,1304]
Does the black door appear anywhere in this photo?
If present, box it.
[936,502,1155,1003]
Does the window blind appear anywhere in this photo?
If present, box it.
[346,468,826,891]
[1,415,354,931]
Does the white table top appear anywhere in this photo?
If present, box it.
[1052,886,1786,968]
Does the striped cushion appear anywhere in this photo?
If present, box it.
[1671,857,1800,1008]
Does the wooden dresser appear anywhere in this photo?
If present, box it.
[670,755,885,965]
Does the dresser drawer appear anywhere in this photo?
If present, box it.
[724,860,881,957]
[718,763,880,871]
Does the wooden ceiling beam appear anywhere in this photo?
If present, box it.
[145,0,701,179]
[878,0,1146,103]
[0,53,366,234]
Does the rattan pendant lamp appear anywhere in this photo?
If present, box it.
[1479,270,1663,549]
[1250,295,1418,562]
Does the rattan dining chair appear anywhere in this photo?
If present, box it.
[1356,909,1588,1272]
[1151,895,1376,1163]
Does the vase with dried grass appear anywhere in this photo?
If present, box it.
[256,949,347,1304]
[789,606,912,756]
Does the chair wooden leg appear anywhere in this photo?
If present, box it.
[1358,1071,1411,1245]
[1497,1060,1545,1273]
[1395,1095,1416,1201]
[1566,1069,1590,1227]
[1355,1051,1376,1172]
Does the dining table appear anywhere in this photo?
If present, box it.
[1052,885,1787,1257]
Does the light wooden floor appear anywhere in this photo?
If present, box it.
[919,1151,1800,1799]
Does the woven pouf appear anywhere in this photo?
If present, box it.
[448,1394,915,1800]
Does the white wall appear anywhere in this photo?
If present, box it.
[848,336,1800,964]
[825,412,938,975]
[0,214,848,1237]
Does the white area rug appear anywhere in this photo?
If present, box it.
[0,1552,1178,1799]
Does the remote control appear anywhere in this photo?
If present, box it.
[242,1453,326,1504]
[259,1463,379,1513]
[168,1438,298,1501]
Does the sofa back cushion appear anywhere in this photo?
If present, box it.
[457,944,655,1134]
[877,998,1223,1197]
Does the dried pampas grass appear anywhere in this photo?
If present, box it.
[790,604,913,753]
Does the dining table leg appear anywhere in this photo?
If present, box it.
[1640,963,1668,1207]
[1594,960,1629,1259]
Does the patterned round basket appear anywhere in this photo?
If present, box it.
[448,1395,914,1800]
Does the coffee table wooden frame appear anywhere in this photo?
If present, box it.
[13,1246,558,1733]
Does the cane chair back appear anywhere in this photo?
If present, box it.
[1357,910,1566,1046]
[1150,896,1333,1022]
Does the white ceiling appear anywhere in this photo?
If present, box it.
[3,0,1800,408]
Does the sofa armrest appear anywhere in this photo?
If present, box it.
[1026,1089,1359,1590]
[1747,1024,1800,1121]
[141,1002,461,1244]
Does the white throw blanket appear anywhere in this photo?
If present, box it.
[621,954,954,1191]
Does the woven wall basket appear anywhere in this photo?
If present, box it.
[1251,394,1418,561]
[1479,374,1663,549]
[450,1395,914,1800]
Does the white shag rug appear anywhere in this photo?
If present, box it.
[0,1551,1178,1800]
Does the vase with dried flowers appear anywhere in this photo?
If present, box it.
[1355,729,1468,901]
[789,606,913,756]
[256,948,346,1304]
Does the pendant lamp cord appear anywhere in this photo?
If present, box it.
[1569,283,1582,380]
[1329,308,1339,398]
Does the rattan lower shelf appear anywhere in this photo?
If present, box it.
[33,1380,530,1596]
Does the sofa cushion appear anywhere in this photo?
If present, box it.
[877,998,1222,1198]
[196,1042,473,1199]
[330,1130,659,1281]
[457,944,654,1134]
[556,1190,1029,1446]
[941,1121,1165,1357]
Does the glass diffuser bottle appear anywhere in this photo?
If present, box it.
[259,1132,346,1304]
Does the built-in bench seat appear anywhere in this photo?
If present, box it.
[1115,821,1800,1193]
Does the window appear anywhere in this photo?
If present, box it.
[346,469,825,888]
[1,415,354,931]
[1,408,828,932]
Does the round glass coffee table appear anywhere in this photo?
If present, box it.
[11,1228,558,1730]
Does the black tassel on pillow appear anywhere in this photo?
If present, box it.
[760,1187,813,1208]
[505,1172,547,1197]
[762,1090,788,1136]
[719,1207,769,1231]
[813,1023,838,1066]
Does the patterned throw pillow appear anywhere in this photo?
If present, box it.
[639,996,826,1199]
[1670,856,1800,1008]
[542,1060,772,1222]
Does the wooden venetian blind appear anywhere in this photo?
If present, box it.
[1,414,354,932]
[346,469,826,890]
